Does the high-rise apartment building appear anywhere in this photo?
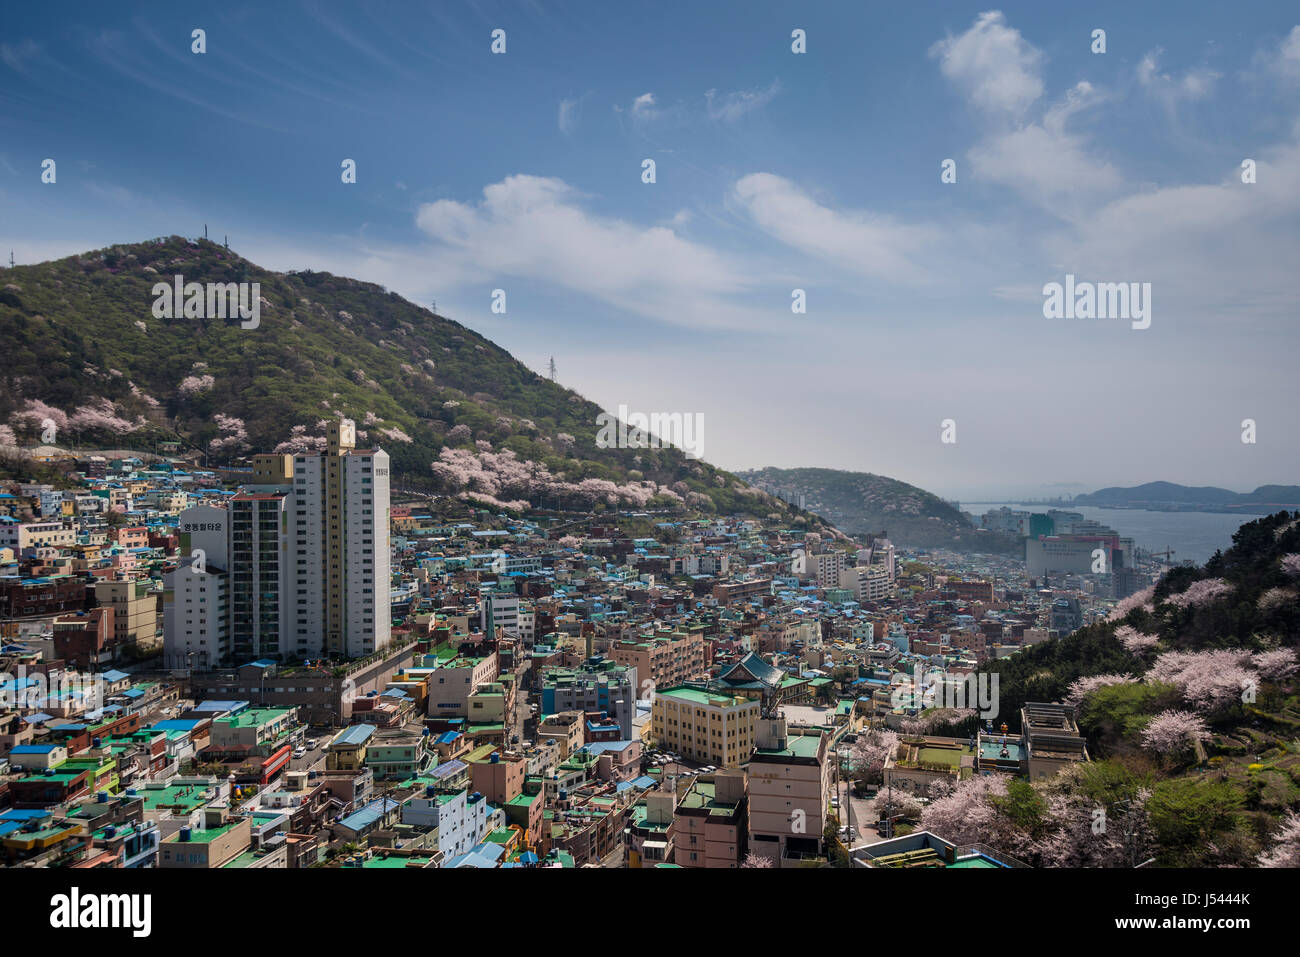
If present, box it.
[163,420,391,665]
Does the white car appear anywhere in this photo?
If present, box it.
[293,747,307,758]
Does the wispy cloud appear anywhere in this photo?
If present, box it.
[558,96,580,134]
[0,38,40,74]
[705,80,781,123]
[1137,48,1221,113]
[731,172,936,283]
[413,174,758,330]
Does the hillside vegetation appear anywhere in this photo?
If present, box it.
[0,237,806,519]
[962,511,1300,866]
[737,466,1021,554]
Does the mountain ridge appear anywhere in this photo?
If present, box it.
[736,465,1022,554]
[1074,481,1300,512]
[0,236,811,521]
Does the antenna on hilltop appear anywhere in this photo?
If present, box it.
[8,251,13,268]
[224,235,229,250]
[549,356,557,382]
[204,224,208,240]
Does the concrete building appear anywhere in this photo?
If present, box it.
[1022,703,1090,780]
[609,630,706,692]
[746,717,831,867]
[399,787,489,860]
[650,685,758,767]
[541,659,636,739]
[94,578,157,652]
[673,770,747,869]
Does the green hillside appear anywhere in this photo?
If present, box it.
[0,236,803,518]
[737,466,1021,554]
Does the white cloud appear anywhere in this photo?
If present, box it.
[732,173,936,282]
[558,96,579,135]
[1261,25,1300,83]
[413,174,758,330]
[1047,135,1300,323]
[929,10,1044,117]
[968,81,1120,206]
[631,92,658,119]
[705,80,781,123]
[1137,48,1221,109]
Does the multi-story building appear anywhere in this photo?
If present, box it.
[0,520,76,553]
[809,551,847,589]
[746,717,832,867]
[400,787,489,860]
[427,654,500,718]
[162,420,392,664]
[650,685,758,767]
[844,565,895,603]
[94,578,157,651]
[1021,702,1089,780]
[540,659,636,739]
[228,490,291,662]
[674,770,747,868]
[284,419,392,659]
[609,630,706,692]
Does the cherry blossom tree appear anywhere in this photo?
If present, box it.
[178,374,215,396]
[1064,674,1135,707]
[208,414,249,455]
[1141,710,1210,756]
[1108,585,1156,621]
[70,399,134,434]
[850,728,899,784]
[1147,649,1256,714]
[1253,648,1298,683]
[741,852,772,868]
[1258,810,1300,868]
[274,424,328,453]
[1115,625,1159,656]
[1166,577,1233,610]
[1257,587,1295,613]
[12,399,68,434]
[1280,554,1300,579]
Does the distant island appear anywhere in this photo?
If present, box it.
[1071,481,1300,514]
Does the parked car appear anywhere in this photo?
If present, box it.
[293,747,307,758]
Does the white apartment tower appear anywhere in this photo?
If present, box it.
[164,420,391,666]
[163,504,232,670]
[287,419,391,659]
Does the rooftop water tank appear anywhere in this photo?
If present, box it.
[178,827,191,842]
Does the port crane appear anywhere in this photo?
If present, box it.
[1146,546,1176,565]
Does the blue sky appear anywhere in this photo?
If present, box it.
[2,1,1299,499]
